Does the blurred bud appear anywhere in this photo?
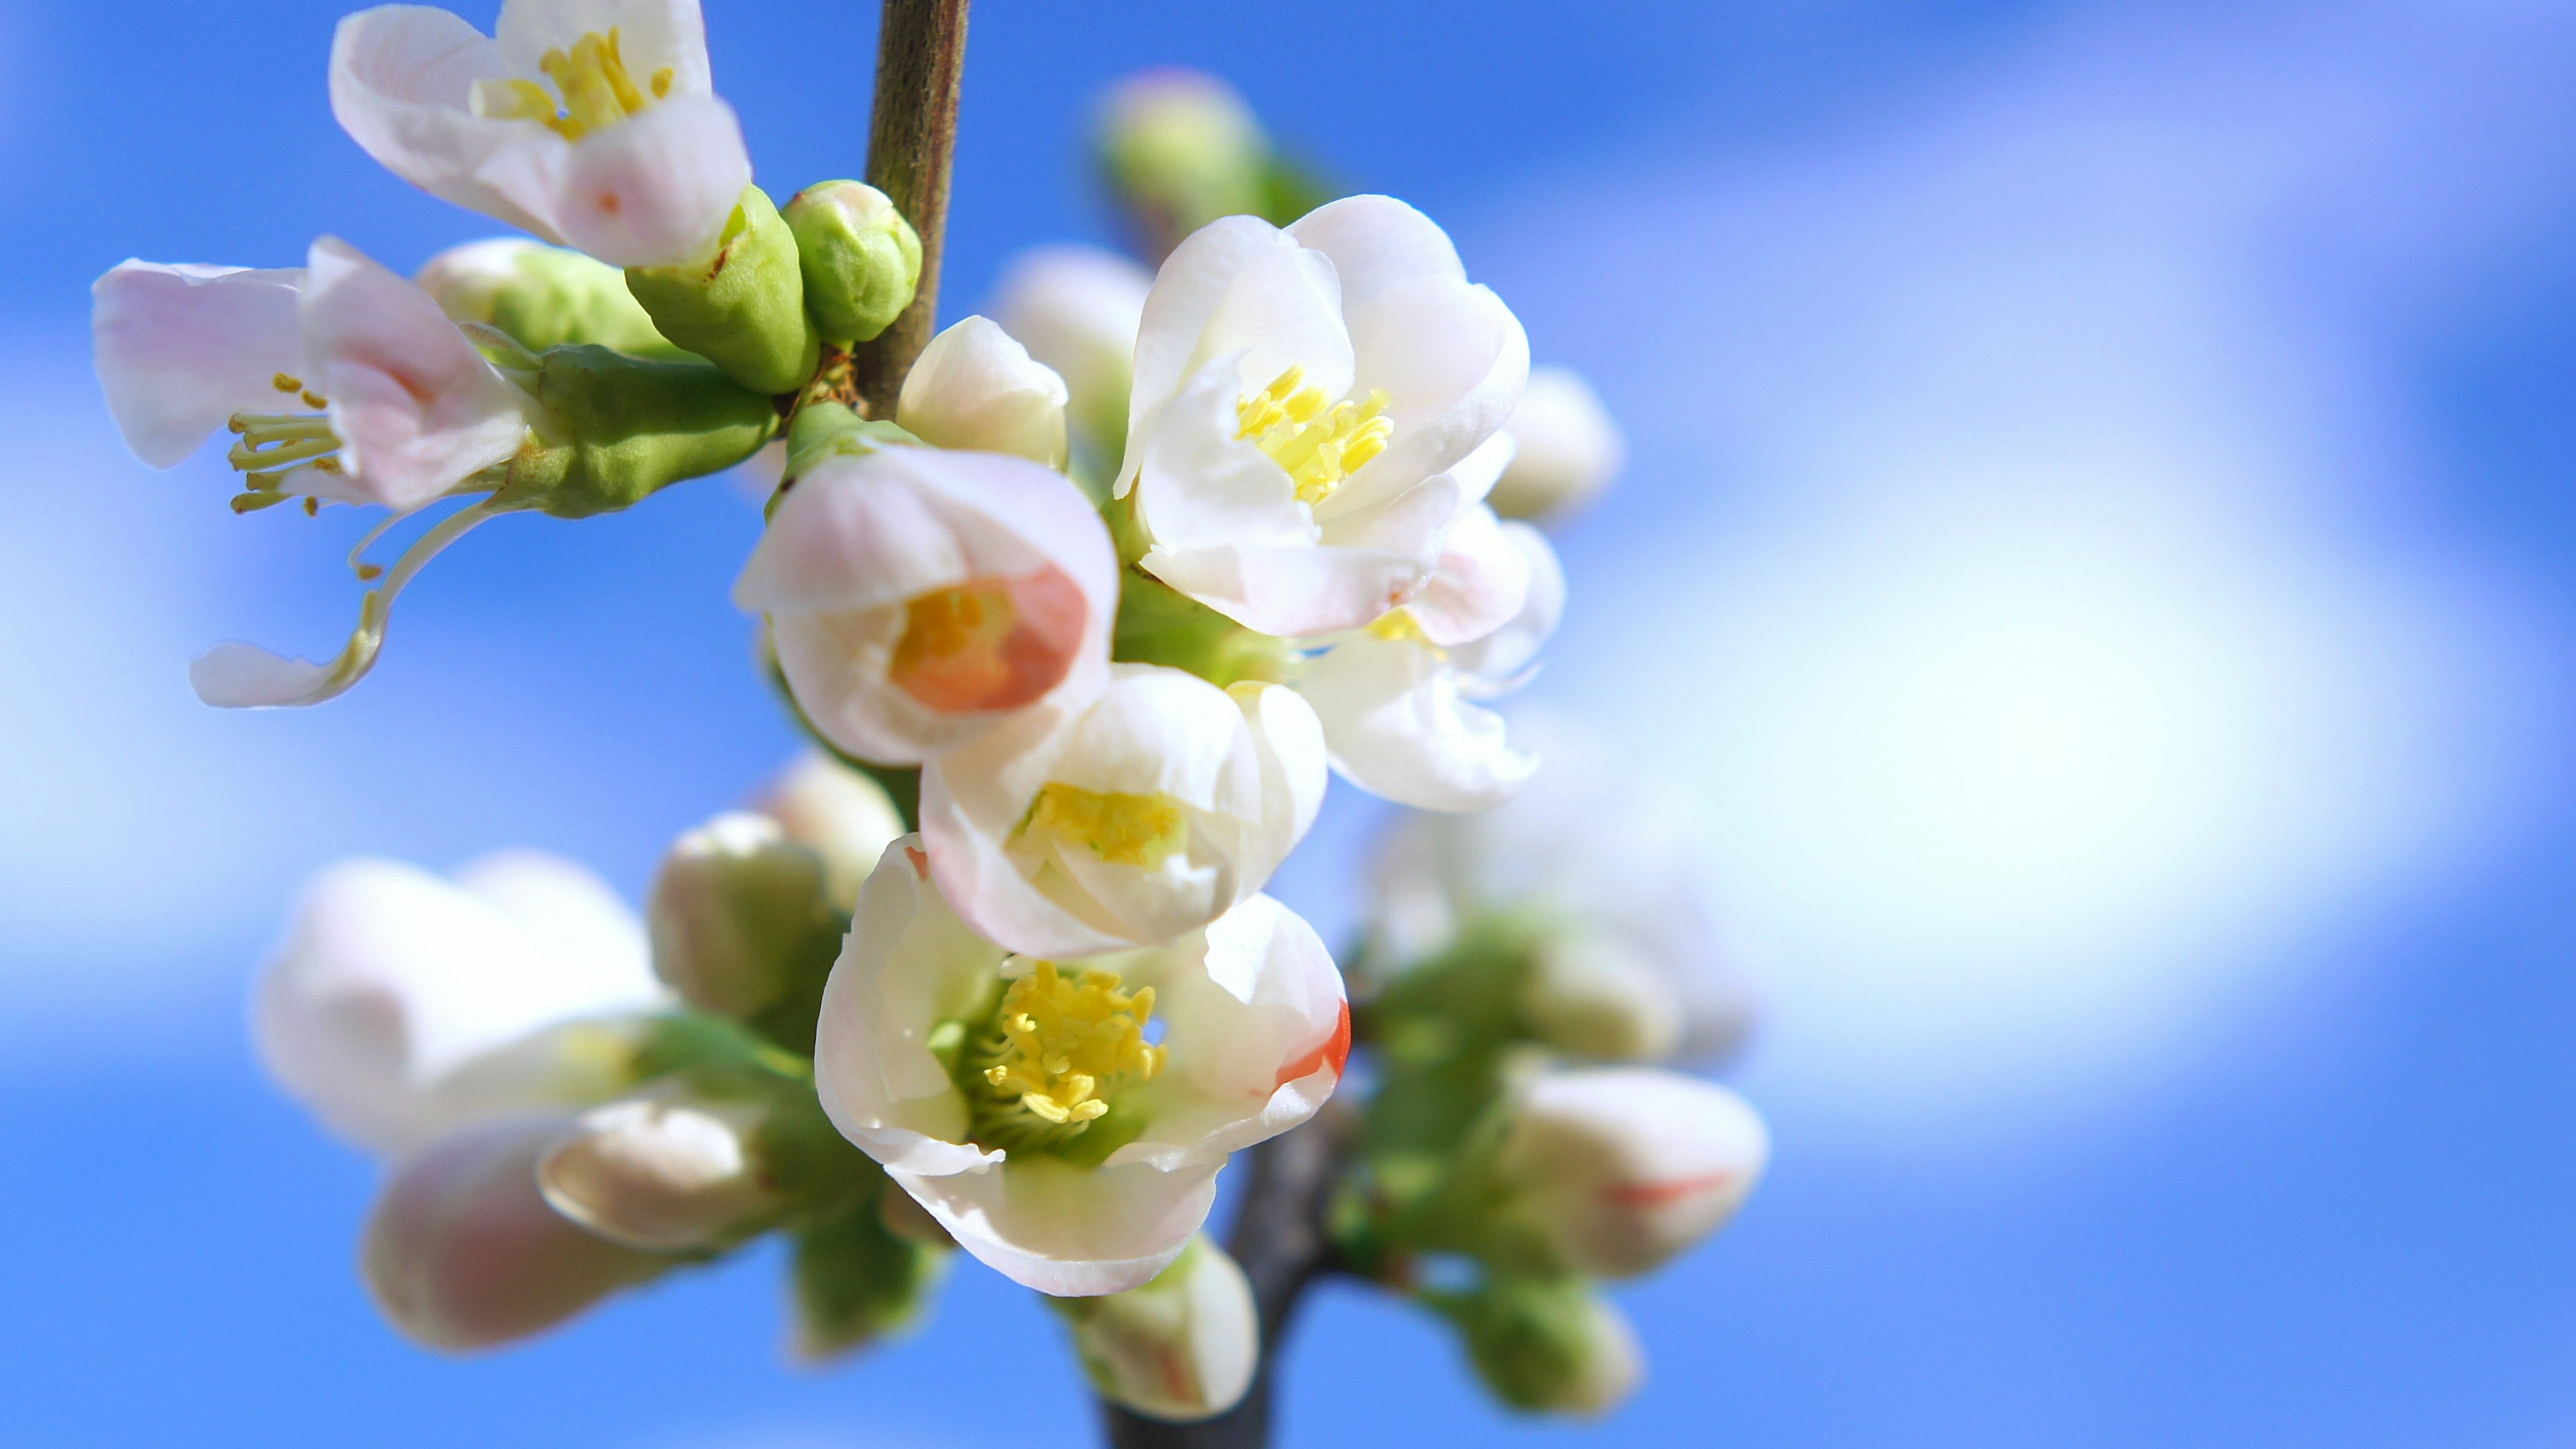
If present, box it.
[791,1188,952,1360]
[753,750,908,912]
[647,812,839,1022]
[537,1083,782,1250]
[1053,1237,1258,1423]
[625,185,821,394]
[492,345,780,519]
[362,1117,663,1351]
[894,314,1070,469]
[1493,1068,1768,1279]
[993,246,1152,452]
[1438,1275,1642,1417]
[784,180,923,344]
[416,237,676,358]
[1517,928,1684,1062]
[1487,367,1625,522]
[1097,69,1271,258]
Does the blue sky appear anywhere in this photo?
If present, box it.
[5,1,2576,1445]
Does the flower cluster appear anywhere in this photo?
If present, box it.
[100,3,1752,1430]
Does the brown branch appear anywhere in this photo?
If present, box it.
[848,0,970,419]
[1099,1104,1359,1449]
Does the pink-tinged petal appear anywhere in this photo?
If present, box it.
[1450,522,1566,681]
[91,261,306,468]
[496,0,712,95]
[893,1155,1219,1297]
[897,315,1071,469]
[331,7,553,240]
[1297,634,1537,812]
[1285,194,1467,309]
[1141,539,1428,641]
[190,643,350,710]
[1409,502,1530,647]
[303,237,529,510]
[492,94,749,268]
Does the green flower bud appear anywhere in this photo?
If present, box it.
[417,238,682,358]
[491,344,780,519]
[790,1184,951,1361]
[645,812,845,1051]
[784,180,923,344]
[624,185,821,395]
[1432,1275,1642,1417]
[1051,1236,1258,1423]
[1097,70,1272,256]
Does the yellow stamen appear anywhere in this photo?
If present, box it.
[1235,364,1394,507]
[224,411,346,495]
[977,961,1165,1132]
[888,582,1018,710]
[1024,783,1189,869]
[474,28,669,142]
[1368,609,1433,644]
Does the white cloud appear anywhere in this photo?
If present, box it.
[1468,1,2576,1138]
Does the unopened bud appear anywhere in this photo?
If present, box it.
[754,751,907,912]
[777,400,920,494]
[993,246,1151,454]
[493,345,780,519]
[1487,367,1624,522]
[537,1085,782,1250]
[1053,1236,1258,1423]
[361,1118,663,1351]
[1097,70,1271,257]
[791,1186,952,1360]
[1439,1275,1642,1417]
[894,315,1070,470]
[417,238,678,358]
[1518,929,1684,1062]
[784,180,922,344]
[1493,1068,1768,1279]
[625,185,821,395]
[646,812,840,1022]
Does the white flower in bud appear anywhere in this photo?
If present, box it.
[363,1116,663,1350]
[1295,480,1564,812]
[737,446,1120,766]
[1518,930,1682,1063]
[993,246,1152,449]
[1116,197,1530,639]
[93,237,535,707]
[753,749,906,912]
[1488,366,1625,522]
[330,0,752,268]
[1365,714,1755,1061]
[254,851,665,1155]
[895,315,1071,470]
[1494,1068,1768,1280]
[921,664,1326,957]
[1056,1236,1258,1421]
[645,812,834,1019]
[537,1084,780,1250]
[813,839,1349,1296]
[1095,70,1271,256]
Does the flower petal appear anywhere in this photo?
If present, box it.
[1285,194,1468,311]
[494,0,712,95]
[486,93,750,268]
[1297,633,1537,811]
[331,6,551,238]
[896,315,1071,469]
[91,261,307,468]
[1407,502,1530,648]
[893,1154,1218,1297]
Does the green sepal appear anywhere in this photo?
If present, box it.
[775,400,920,506]
[784,180,923,344]
[437,241,688,358]
[625,186,822,395]
[1422,1272,1625,1415]
[490,345,779,519]
[789,1177,951,1360]
[1112,571,1299,687]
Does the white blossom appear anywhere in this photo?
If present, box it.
[1115,196,1529,638]
[1057,1236,1258,1421]
[1488,366,1625,521]
[992,245,1152,449]
[920,665,1325,957]
[813,839,1348,1297]
[895,315,1071,470]
[254,850,665,1155]
[739,446,1120,766]
[1493,1067,1769,1279]
[331,0,751,268]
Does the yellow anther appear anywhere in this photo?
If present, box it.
[223,411,345,494]
[1025,783,1189,869]
[1235,364,1394,506]
[301,390,329,410]
[476,28,666,142]
[1368,609,1432,644]
[272,373,305,394]
[978,961,1165,1133]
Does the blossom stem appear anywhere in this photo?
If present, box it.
[849,0,971,419]
[1098,1103,1358,1449]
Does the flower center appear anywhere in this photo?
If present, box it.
[225,372,345,517]
[1236,364,1393,507]
[967,960,1165,1146]
[1024,784,1190,869]
[885,570,1086,714]
[474,28,676,142]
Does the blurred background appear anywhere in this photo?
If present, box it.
[5,0,2575,1444]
